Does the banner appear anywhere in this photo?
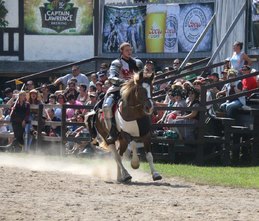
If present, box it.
[102,5,146,53]
[164,4,180,53]
[102,3,214,53]
[25,0,93,35]
[178,3,214,52]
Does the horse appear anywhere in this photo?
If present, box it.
[85,70,162,183]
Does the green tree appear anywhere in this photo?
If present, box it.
[0,0,8,28]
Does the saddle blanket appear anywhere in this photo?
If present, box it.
[115,109,150,138]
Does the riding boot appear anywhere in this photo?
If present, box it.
[106,118,118,145]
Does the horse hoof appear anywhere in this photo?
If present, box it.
[131,161,140,170]
[122,175,132,183]
[153,173,162,181]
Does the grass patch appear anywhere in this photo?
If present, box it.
[141,163,259,189]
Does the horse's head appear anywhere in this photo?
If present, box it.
[120,70,154,116]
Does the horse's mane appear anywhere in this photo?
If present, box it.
[120,74,139,103]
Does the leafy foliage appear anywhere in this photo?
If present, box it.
[0,0,8,28]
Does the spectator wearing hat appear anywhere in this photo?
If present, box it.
[170,87,200,140]
[220,69,228,82]
[28,89,41,105]
[48,94,57,106]
[144,60,154,76]
[240,65,257,93]
[98,71,108,84]
[54,65,89,88]
[97,63,109,80]
[208,72,221,93]
[230,41,252,75]
[85,92,98,111]
[224,57,231,70]
[166,88,187,122]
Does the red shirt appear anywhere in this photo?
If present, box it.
[242,77,257,91]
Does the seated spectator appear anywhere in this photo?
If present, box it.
[26,80,35,92]
[169,87,200,140]
[4,87,13,99]
[43,108,61,137]
[172,58,181,70]
[220,69,228,82]
[144,60,154,76]
[77,84,88,103]
[89,73,98,86]
[86,92,97,106]
[89,83,97,93]
[98,71,108,84]
[48,94,57,105]
[40,83,51,104]
[66,114,90,155]
[55,93,66,120]
[97,63,109,80]
[219,69,245,118]
[28,89,42,105]
[95,81,103,97]
[164,88,187,123]
[66,94,82,120]
[240,65,257,93]
[64,80,79,101]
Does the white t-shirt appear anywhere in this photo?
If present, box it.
[61,73,89,88]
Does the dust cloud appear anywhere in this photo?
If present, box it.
[0,152,151,182]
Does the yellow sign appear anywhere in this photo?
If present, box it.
[145,13,166,53]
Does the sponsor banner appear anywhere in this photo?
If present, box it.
[164,4,180,53]
[25,0,93,35]
[252,0,259,21]
[102,5,146,53]
[178,3,214,52]
[145,4,167,53]
[102,3,214,53]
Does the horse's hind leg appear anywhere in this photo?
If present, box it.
[110,144,132,183]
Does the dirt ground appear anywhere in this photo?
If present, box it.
[0,153,259,221]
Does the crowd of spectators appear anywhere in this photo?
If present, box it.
[0,41,258,153]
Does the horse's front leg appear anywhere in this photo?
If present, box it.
[146,152,162,181]
[110,144,132,183]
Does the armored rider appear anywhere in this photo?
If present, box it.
[103,42,143,144]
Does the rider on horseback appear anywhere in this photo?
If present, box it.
[103,42,143,144]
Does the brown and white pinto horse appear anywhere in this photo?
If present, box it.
[86,70,162,182]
